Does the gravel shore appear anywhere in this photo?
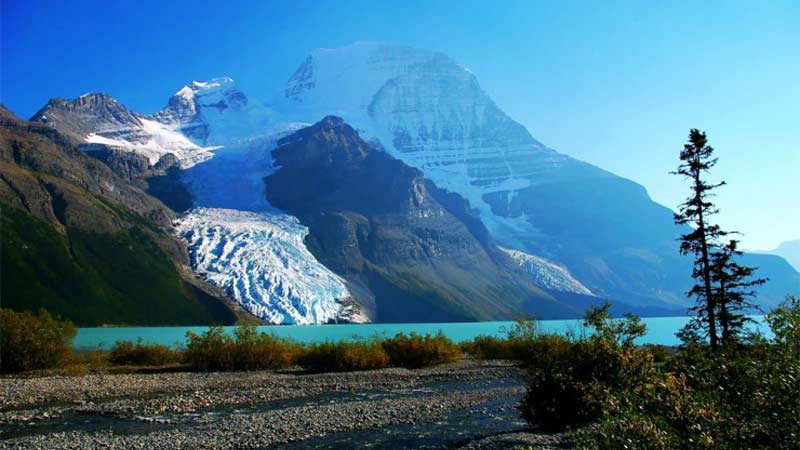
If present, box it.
[0,359,569,449]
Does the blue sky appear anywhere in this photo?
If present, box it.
[2,0,798,250]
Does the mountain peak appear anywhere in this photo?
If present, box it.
[154,77,254,144]
[31,92,142,137]
[283,42,461,107]
[277,115,368,163]
[190,76,236,91]
[316,115,349,131]
[166,77,244,108]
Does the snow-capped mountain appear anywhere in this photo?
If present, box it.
[274,42,798,309]
[32,93,214,168]
[273,42,656,300]
[277,42,564,244]
[32,83,362,325]
[26,42,797,324]
[154,77,276,146]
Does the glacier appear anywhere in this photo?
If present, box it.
[175,134,361,325]
[174,207,358,325]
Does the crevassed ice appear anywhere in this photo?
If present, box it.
[175,208,353,325]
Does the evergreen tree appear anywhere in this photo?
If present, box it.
[673,129,727,349]
[710,239,767,344]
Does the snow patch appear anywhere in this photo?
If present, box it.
[86,118,214,168]
[500,247,594,296]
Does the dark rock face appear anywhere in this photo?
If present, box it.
[82,144,154,183]
[0,105,235,326]
[1,106,170,231]
[266,116,580,321]
[31,94,197,213]
[81,144,192,212]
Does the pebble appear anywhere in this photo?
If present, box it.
[0,360,569,449]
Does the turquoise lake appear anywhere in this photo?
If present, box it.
[74,315,770,350]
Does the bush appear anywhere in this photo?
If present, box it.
[0,308,76,373]
[58,350,110,375]
[460,335,516,359]
[184,325,299,371]
[460,319,542,360]
[573,295,800,450]
[230,325,301,370]
[520,303,653,431]
[185,325,234,371]
[299,340,390,373]
[381,332,460,369]
[108,339,181,366]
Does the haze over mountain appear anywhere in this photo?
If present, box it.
[4,42,798,325]
[756,240,800,272]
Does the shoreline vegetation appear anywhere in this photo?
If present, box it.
[2,296,799,449]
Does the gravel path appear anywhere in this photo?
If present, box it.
[0,359,569,449]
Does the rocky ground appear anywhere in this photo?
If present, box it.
[0,359,570,449]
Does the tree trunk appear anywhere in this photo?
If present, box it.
[694,163,718,349]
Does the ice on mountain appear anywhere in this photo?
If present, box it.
[500,247,593,296]
[175,135,360,324]
[175,207,359,324]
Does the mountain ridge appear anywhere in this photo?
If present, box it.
[11,41,798,324]
[265,116,586,321]
[0,105,239,326]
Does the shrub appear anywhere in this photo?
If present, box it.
[299,340,390,373]
[59,350,109,375]
[231,325,301,370]
[184,325,300,371]
[460,335,516,359]
[185,325,234,371]
[0,308,76,373]
[461,319,543,361]
[573,295,800,450]
[520,303,653,431]
[641,344,671,364]
[108,339,181,366]
[381,332,460,369]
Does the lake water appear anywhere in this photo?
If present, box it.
[73,315,770,350]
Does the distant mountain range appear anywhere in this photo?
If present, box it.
[755,240,800,272]
[2,42,797,325]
